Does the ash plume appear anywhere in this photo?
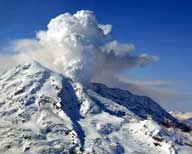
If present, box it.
[0,10,158,83]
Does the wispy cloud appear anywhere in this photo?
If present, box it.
[111,74,192,106]
[118,76,173,87]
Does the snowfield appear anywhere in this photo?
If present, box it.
[0,61,191,154]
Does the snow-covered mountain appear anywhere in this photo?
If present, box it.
[0,61,191,154]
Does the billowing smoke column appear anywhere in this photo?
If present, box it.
[10,10,159,83]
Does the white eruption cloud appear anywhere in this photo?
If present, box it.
[0,10,159,83]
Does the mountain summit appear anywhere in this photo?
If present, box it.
[0,61,191,154]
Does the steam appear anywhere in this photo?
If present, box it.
[2,10,159,83]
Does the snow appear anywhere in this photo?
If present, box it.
[0,61,191,154]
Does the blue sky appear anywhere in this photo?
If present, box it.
[0,0,192,111]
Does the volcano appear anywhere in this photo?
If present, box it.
[0,61,191,154]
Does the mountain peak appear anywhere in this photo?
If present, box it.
[16,60,49,72]
[0,63,191,154]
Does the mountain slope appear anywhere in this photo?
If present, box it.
[0,62,191,154]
